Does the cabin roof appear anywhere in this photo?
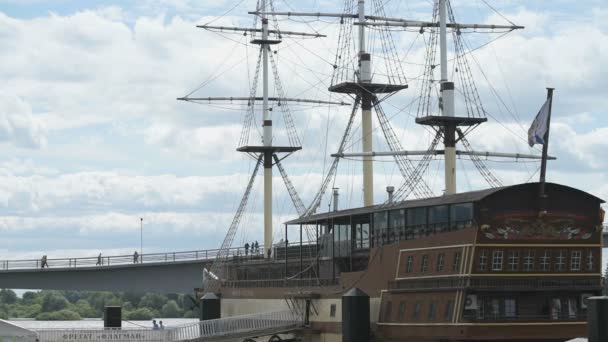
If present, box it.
[285,182,604,225]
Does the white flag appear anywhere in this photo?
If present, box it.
[527,98,551,147]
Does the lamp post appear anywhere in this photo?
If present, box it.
[140,217,143,263]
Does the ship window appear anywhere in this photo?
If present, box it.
[450,203,473,229]
[406,255,414,273]
[540,250,551,271]
[492,250,503,271]
[445,300,454,321]
[523,250,535,272]
[508,251,519,271]
[413,302,421,320]
[428,302,437,321]
[571,250,582,271]
[407,207,427,226]
[504,298,516,318]
[436,253,445,272]
[384,301,392,322]
[429,205,448,233]
[453,251,462,272]
[329,304,336,318]
[586,251,594,271]
[555,250,566,272]
[421,255,429,272]
[478,250,488,271]
[489,298,500,319]
[373,211,388,246]
[361,223,370,248]
[391,209,406,241]
[397,301,406,321]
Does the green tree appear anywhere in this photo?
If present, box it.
[21,292,39,305]
[72,300,97,318]
[125,308,154,320]
[161,300,182,318]
[41,292,69,312]
[86,292,120,314]
[122,292,144,307]
[139,293,168,312]
[36,309,81,321]
[0,289,17,304]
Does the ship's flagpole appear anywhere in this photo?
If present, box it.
[538,87,555,210]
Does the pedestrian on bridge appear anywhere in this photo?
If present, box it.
[159,321,164,330]
[96,253,102,266]
[254,240,259,254]
[133,251,139,263]
[152,320,159,330]
[40,255,48,268]
[244,242,250,256]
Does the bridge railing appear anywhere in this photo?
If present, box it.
[0,247,237,271]
[0,240,320,271]
[167,310,303,341]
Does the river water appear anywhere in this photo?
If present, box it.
[8,318,199,329]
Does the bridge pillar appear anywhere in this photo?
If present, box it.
[104,306,121,328]
[588,296,608,342]
[201,293,221,321]
[342,288,369,342]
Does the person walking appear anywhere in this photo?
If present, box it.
[254,241,259,254]
[152,320,159,330]
[244,242,250,256]
[41,255,48,268]
[159,321,164,330]
[133,251,139,263]
[96,253,102,266]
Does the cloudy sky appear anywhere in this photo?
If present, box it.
[0,0,606,266]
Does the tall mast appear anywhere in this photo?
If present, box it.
[439,0,457,195]
[261,0,273,256]
[358,0,374,206]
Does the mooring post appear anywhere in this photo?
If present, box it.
[587,296,608,342]
[342,287,370,342]
[104,306,121,328]
[200,293,221,321]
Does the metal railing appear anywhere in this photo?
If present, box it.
[0,248,228,271]
[33,311,302,342]
[35,327,169,342]
[167,310,302,341]
[463,313,587,322]
[388,277,602,291]
[0,240,321,271]
[224,277,340,288]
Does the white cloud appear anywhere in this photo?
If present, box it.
[0,94,47,148]
[0,1,606,264]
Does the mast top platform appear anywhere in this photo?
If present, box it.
[237,145,302,153]
[328,82,408,95]
[415,116,487,127]
[250,39,282,45]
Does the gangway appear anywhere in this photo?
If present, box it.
[168,310,303,341]
[32,311,303,342]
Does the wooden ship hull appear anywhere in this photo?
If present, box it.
[217,182,604,341]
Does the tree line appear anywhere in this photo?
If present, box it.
[0,289,199,321]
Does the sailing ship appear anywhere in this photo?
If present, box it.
[179,0,605,341]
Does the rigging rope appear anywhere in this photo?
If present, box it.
[374,99,435,199]
[206,155,263,293]
[303,96,361,217]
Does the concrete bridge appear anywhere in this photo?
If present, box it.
[0,248,254,294]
